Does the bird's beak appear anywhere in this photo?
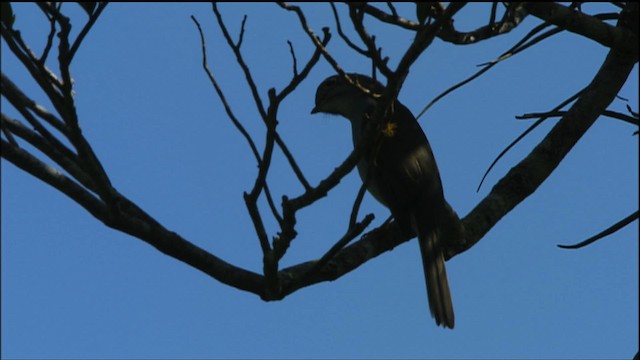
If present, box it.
[310,106,319,114]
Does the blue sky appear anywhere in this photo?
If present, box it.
[2,3,638,359]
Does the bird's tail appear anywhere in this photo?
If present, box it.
[413,211,456,329]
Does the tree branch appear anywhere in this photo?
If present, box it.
[438,3,529,45]
[452,4,638,257]
[558,210,639,249]
[524,2,638,57]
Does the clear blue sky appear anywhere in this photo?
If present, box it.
[2,3,638,359]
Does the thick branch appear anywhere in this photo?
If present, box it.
[279,219,408,297]
[2,139,106,220]
[105,195,267,297]
[2,138,267,297]
[452,10,638,257]
[524,2,638,57]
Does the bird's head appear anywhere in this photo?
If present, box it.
[311,73,384,121]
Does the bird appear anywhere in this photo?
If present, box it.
[311,73,463,329]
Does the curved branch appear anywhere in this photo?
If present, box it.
[2,138,106,220]
[438,3,529,45]
[2,138,267,297]
[558,210,639,249]
[524,2,638,57]
[358,3,419,30]
[452,8,638,257]
[1,113,99,193]
[278,219,408,297]
[69,2,108,63]
[329,2,368,56]
[106,194,267,297]
[476,88,585,192]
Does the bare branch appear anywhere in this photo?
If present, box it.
[3,0,636,308]
[454,9,638,257]
[214,3,311,204]
[69,2,108,63]
[278,219,408,297]
[236,15,248,49]
[0,117,18,146]
[416,21,562,120]
[3,132,268,300]
[190,16,262,171]
[329,2,368,56]
[358,3,420,30]
[1,138,107,221]
[213,4,267,120]
[287,40,298,76]
[191,16,272,256]
[386,2,398,18]
[274,29,332,192]
[437,3,529,45]
[517,109,639,127]
[4,7,271,302]
[1,72,67,133]
[278,2,347,78]
[349,183,369,229]
[295,213,375,289]
[1,20,65,112]
[476,88,585,192]
[489,2,498,27]
[1,113,98,193]
[42,5,116,204]
[348,4,393,76]
[558,211,639,249]
[1,74,80,169]
[394,2,466,81]
[36,2,58,64]
[524,2,638,57]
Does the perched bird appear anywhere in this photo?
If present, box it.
[311,73,463,329]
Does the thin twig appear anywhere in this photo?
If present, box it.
[190,17,261,165]
[1,20,65,112]
[517,109,639,126]
[349,182,368,229]
[386,2,398,18]
[489,2,498,28]
[37,2,58,64]
[287,40,298,76]
[236,15,247,49]
[191,15,273,253]
[213,4,267,120]
[273,28,332,191]
[278,2,346,79]
[329,2,368,56]
[476,87,586,192]
[69,2,108,63]
[348,4,393,78]
[558,211,639,249]
[416,21,559,120]
[297,213,375,286]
